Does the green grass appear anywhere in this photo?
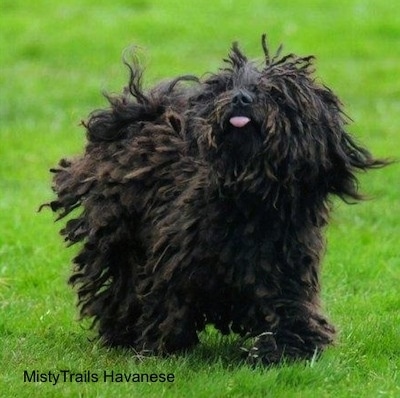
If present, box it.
[1,0,399,396]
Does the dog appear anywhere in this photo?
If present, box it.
[44,35,387,364]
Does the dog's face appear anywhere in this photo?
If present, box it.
[193,60,266,166]
[189,52,266,166]
[188,38,349,185]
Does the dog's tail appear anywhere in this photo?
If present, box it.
[84,57,198,142]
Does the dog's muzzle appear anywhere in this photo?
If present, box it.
[229,89,253,128]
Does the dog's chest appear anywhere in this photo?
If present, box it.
[203,198,279,268]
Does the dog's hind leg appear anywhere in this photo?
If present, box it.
[46,156,147,347]
[68,199,145,348]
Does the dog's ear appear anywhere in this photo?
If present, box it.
[84,66,198,142]
[326,124,389,201]
[84,98,146,142]
[316,87,389,201]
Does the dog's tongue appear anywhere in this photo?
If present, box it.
[229,116,251,128]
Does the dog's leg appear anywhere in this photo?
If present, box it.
[47,156,147,348]
[69,208,145,348]
[246,229,336,365]
[135,286,200,355]
[247,303,335,365]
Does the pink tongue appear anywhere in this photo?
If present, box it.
[229,116,251,128]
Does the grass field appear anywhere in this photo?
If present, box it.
[1,0,399,397]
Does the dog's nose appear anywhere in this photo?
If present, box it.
[232,90,253,107]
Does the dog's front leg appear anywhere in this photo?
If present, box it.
[246,224,336,365]
[247,305,336,365]
[135,283,200,355]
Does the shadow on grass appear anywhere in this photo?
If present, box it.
[100,327,264,372]
[64,326,254,370]
[19,322,313,372]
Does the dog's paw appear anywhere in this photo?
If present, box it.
[243,331,284,366]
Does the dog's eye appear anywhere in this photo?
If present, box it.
[248,84,259,93]
[270,88,285,104]
[275,94,285,104]
[193,92,215,103]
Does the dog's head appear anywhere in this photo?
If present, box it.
[189,35,386,198]
[84,35,387,201]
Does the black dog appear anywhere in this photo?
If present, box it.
[45,35,387,364]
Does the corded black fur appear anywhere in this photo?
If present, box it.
[44,35,388,364]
